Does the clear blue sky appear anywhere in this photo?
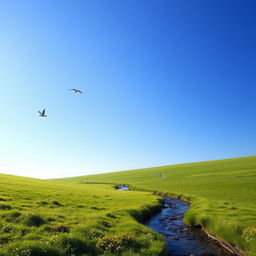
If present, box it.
[0,0,255,178]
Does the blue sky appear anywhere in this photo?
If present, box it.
[0,0,255,178]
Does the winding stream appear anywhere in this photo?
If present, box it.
[117,185,234,256]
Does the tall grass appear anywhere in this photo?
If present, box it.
[0,174,165,255]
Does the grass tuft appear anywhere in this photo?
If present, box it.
[54,234,97,256]
[0,204,12,210]
[51,201,63,207]
[52,225,70,233]
[97,232,137,254]
[23,213,46,227]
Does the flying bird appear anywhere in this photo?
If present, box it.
[38,109,47,117]
[69,89,83,94]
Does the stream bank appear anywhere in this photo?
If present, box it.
[117,185,240,256]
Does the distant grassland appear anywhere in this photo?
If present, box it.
[58,156,256,256]
[0,174,164,256]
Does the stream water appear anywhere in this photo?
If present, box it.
[117,186,234,256]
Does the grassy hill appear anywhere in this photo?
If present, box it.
[58,156,256,256]
[0,174,164,256]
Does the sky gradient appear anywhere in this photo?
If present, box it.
[0,0,255,178]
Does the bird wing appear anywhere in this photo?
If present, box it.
[38,111,42,115]
[42,109,45,115]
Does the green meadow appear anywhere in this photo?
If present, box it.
[0,174,165,256]
[59,156,256,256]
[1,156,256,256]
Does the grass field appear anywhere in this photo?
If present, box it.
[58,156,256,256]
[0,174,165,256]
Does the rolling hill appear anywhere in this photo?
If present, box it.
[0,174,164,256]
[58,156,256,256]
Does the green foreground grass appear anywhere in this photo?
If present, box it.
[0,174,165,256]
[58,156,256,256]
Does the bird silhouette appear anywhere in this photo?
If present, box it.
[69,89,83,94]
[38,109,47,117]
